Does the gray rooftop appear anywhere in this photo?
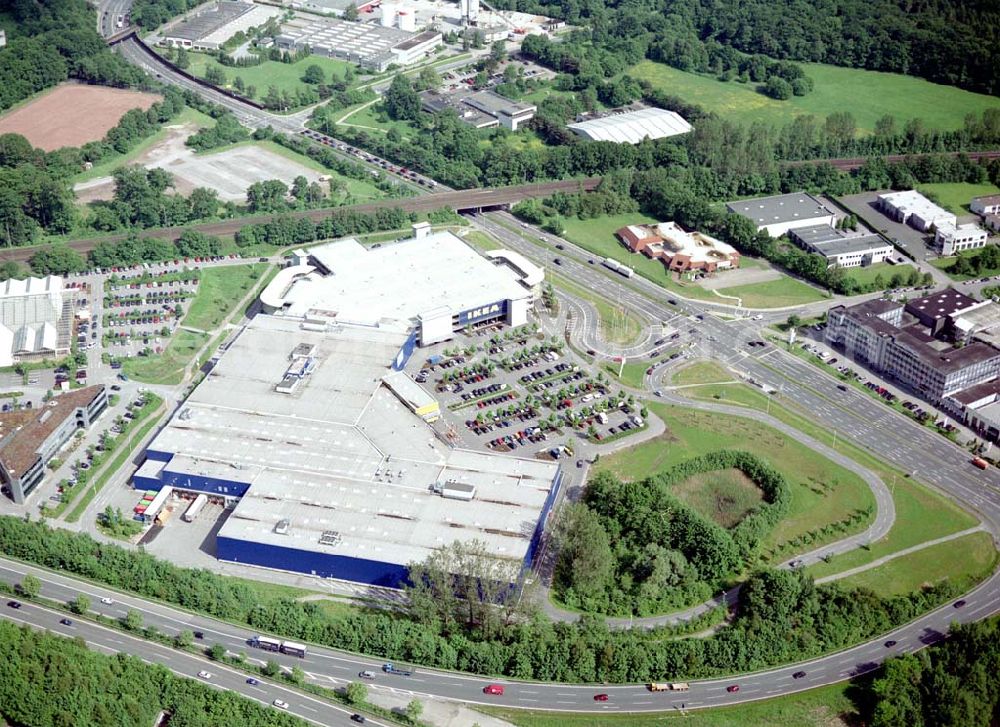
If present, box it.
[146,316,559,568]
[164,1,253,41]
[727,192,833,227]
[463,90,536,118]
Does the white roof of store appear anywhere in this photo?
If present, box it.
[485,249,544,287]
[382,370,436,411]
[567,107,692,144]
[878,190,956,223]
[146,316,558,568]
[0,276,61,298]
[267,232,531,325]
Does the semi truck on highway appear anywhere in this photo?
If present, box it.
[382,663,412,676]
[647,682,690,691]
[601,257,635,278]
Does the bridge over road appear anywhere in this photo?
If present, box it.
[0,178,600,265]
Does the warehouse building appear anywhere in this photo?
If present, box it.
[877,190,956,233]
[420,89,536,130]
[567,106,692,144]
[972,195,1000,217]
[260,227,538,346]
[727,192,836,238]
[276,15,440,71]
[135,316,562,588]
[0,276,70,368]
[0,386,108,503]
[160,1,280,50]
[789,225,894,268]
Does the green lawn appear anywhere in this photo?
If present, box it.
[71,107,216,185]
[181,51,360,107]
[836,531,998,597]
[480,681,859,727]
[840,262,918,289]
[918,182,1000,215]
[122,330,207,385]
[182,264,268,332]
[596,402,877,558]
[629,60,1000,133]
[716,276,828,308]
[931,245,1000,281]
[340,100,418,139]
[671,360,734,386]
[548,269,645,346]
[603,360,648,388]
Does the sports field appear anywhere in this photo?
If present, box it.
[629,60,1000,133]
[0,84,161,150]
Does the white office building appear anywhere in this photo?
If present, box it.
[726,192,836,238]
[935,221,989,255]
[877,190,956,233]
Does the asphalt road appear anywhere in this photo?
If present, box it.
[0,595,386,727]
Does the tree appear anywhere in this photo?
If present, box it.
[175,629,194,648]
[489,40,507,64]
[204,65,226,86]
[288,665,305,684]
[786,314,801,328]
[383,74,420,121]
[343,3,359,20]
[345,681,368,704]
[70,594,90,615]
[763,76,793,99]
[207,643,226,660]
[416,65,441,91]
[19,574,40,598]
[175,46,190,69]
[262,660,281,677]
[405,699,423,722]
[124,609,143,632]
[302,64,325,84]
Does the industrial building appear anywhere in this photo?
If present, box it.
[260,227,539,346]
[567,107,692,144]
[0,386,108,503]
[0,276,70,368]
[788,225,894,268]
[826,291,1000,402]
[287,0,378,17]
[617,221,740,273]
[134,315,562,588]
[276,14,441,71]
[727,192,836,238]
[877,190,956,233]
[972,195,1000,217]
[934,221,989,255]
[419,89,536,130]
[160,2,281,50]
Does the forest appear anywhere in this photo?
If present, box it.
[554,452,790,616]
[0,620,307,727]
[0,515,968,684]
[493,0,999,96]
[0,0,145,112]
[862,619,1000,727]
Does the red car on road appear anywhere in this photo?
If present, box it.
[483,685,505,696]
[727,685,740,693]
[593,694,609,702]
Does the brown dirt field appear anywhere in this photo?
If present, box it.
[671,467,764,528]
[0,83,162,151]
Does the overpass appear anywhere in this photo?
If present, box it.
[0,178,600,265]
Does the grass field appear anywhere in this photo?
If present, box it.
[122,330,208,385]
[836,531,998,597]
[181,51,360,108]
[603,360,648,388]
[548,270,645,346]
[671,360,734,386]
[595,402,877,558]
[480,681,860,727]
[716,276,828,308]
[672,468,764,528]
[340,101,418,139]
[629,60,1000,133]
[918,182,1000,215]
[71,107,216,185]
[663,366,983,576]
[931,245,1000,281]
[840,262,919,289]
[182,264,268,331]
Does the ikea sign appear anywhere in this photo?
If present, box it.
[459,300,507,325]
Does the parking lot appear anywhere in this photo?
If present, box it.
[406,325,649,463]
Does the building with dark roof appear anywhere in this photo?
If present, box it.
[726,192,836,237]
[0,386,108,503]
[419,90,536,131]
[826,293,1000,402]
[971,195,1000,217]
[788,225,893,268]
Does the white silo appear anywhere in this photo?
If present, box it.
[381,3,397,27]
[397,8,416,31]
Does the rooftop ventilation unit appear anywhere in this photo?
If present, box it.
[319,530,342,547]
[274,519,290,535]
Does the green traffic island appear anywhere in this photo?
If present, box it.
[587,419,649,446]
[761,506,875,564]
[553,450,790,618]
[105,269,202,290]
[447,389,519,412]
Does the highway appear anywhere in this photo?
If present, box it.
[2,554,998,715]
[0,592,386,727]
